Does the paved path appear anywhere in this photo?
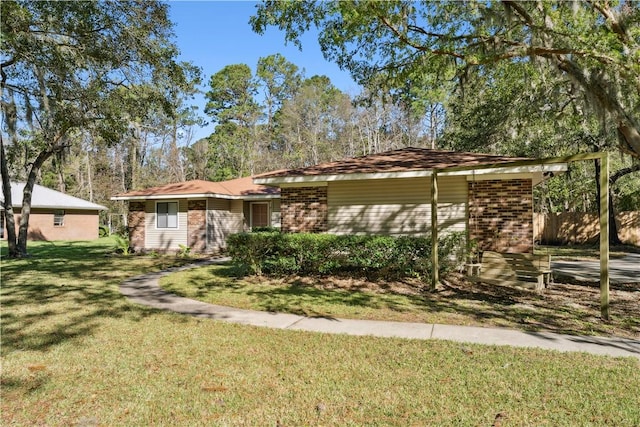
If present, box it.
[120,259,640,359]
[552,253,640,284]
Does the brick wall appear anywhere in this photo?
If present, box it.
[3,208,100,241]
[281,186,328,233]
[188,200,207,252]
[128,201,145,251]
[468,179,533,253]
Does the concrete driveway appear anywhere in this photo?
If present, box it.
[552,253,640,284]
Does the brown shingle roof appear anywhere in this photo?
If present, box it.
[113,177,279,199]
[255,147,531,179]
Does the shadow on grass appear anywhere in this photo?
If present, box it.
[1,239,189,355]
[170,263,639,338]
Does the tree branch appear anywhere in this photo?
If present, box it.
[610,162,640,184]
[586,0,630,45]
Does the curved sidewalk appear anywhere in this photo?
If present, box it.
[120,260,640,359]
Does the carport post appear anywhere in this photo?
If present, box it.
[599,152,610,320]
[431,170,439,291]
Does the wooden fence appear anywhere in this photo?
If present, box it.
[533,211,640,246]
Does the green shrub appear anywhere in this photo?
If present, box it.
[112,234,132,256]
[178,244,191,258]
[98,225,110,238]
[227,231,467,282]
[251,226,280,233]
[227,232,285,275]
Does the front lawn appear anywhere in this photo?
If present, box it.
[160,263,640,338]
[2,239,639,426]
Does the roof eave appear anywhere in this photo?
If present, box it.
[1,204,107,211]
[111,193,279,201]
[254,163,569,185]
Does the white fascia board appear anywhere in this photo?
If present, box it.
[239,194,280,200]
[254,164,569,185]
[447,163,568,177]
[1,204,106,211]
[111,193,280,201]
[50,205,107,211]
[280,182,328,188]
[254,170,433,185]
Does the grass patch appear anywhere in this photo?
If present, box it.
[160,263,640,338]
[2,239,639,425]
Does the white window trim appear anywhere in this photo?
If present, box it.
[250,202,270,229]
[53,209,65,227]
[155,200,179,230]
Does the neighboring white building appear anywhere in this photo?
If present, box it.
[1,182,107,241]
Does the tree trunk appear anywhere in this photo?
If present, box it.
[609,163,640,246]
[16,149,55,255]
[608,187,622,246]
[594,157,640,246]
[0,136,20,257]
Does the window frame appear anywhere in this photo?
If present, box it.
[156,201,179,229]
[53,209,65,227]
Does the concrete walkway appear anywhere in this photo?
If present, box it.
[120,260,640,359]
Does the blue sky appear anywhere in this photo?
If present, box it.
[167,1,359,141]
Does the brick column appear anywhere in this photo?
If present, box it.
[128,201,145,251]
[468,179,533,253]
[281,186,328,233]
[188,200,207,252]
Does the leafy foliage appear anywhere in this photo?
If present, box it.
[111,234,131,256]
[177,244,191,258]
[98,225,110,238]
[227,231,466,282]
[252,0,640,158]
[1,0,198,256]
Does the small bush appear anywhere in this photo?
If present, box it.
[251,226,280,233]
[98,225,110,238]
[178,244,191,258]
[112,234,132,255]
[227,231,467,282]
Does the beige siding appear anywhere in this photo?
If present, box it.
[207,198,244,250]
[145,199,188,250]
[271,199,281,228]
[327,176,466,236]
[438,176,467,233]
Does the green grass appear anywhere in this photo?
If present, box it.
[159,263,640,338]
[2,239,640,425]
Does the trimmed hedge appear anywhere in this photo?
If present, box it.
[227,232,466,282]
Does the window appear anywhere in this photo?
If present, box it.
[53,210,65,227]
[251,203,269,228]
[157,202,178,229]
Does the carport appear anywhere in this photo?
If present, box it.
[430,152,613,319]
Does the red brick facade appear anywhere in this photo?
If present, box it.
[468,179,533,253]
[281,186,328,233]
[187,200,207,252]
[128,201,146,251]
